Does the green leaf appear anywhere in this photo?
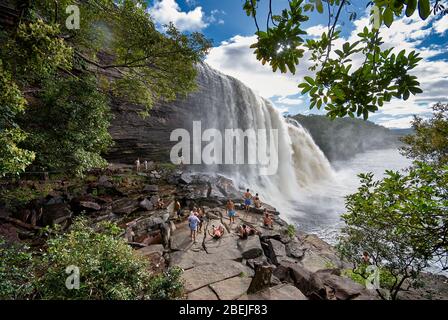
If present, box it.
[304,76,315,85]
[406,0,417,17]
[383,7,394,27]
[316,0,324,14]
[418,0,431,20]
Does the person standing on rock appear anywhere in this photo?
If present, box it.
[135,158,141,172]
[243,189,252,213]
[174,199,182,221]
[226,199,236,224]
[144,160,148,171]
[188,210,200,242]
[253,193,261,208]
[197,207,205,233]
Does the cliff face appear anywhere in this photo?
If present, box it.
[106,65,216,164]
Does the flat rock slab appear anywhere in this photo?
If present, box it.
[209,276,253,300]
[187,286,219,300]
[136,244,164,257]
[170,221,196,251]
[182,260,254,293]
[240,284,307,300]
[237,236,263,259]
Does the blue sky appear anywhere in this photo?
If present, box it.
[148,0,448,128]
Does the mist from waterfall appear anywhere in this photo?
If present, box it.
[193,64,335,219]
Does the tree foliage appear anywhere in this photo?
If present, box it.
[400,103,448,166]
[0,0,211,176]
[243,0,446,119]
[338,163,448,299]
[38,219,151,300]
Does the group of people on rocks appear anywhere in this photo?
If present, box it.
[134,158,150,172]
[175,188,275,243]
[187,206,205,242]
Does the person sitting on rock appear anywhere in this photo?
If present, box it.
[238,224,257,239]
[209,224,224,239]
[253,193,261,208]
[263,209,273,229]
[226,199,236,224]
[156,197,164,209]
[188,211,200,242]
[243,189,252,213]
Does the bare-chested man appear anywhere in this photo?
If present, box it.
[243,189,252,213]
[226,199,236,224]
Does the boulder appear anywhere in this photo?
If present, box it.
[266,238,286,265]
[143,184,159,193]
[237,236,263,259]
[42,203,72,226]
[139,198,154,211]
[247,263,273,294]
[307,270,366,300]
[112,198,139,215]
[285,239,306,259]
[210,276,253,300]
[78,201,101,211]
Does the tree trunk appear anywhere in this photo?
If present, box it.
[247,262,273,294]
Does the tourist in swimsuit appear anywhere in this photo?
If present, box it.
[174,200,182,220]
[253,193,261,208]
[226,199,236,224]
[209,224,224,239]
[197,207,205,233]
[243,189,252,213]
[188,211,200,242]
[263,209,273,229]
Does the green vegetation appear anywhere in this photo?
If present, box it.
[286,224,296,238]
[147,267,185,300]
[38,219,152,299]
[243,0,446,119]
[0,238,36,299]
[0,219,185,300]
[400,103,448,167]
[338,104,448,300]
[0,0,210,177]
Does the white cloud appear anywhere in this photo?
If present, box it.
[277,97,304,105]
[206,11,448,128]
[205,35,312,98]
[149,0,208,32]
[376,116,416,129]
[434,15,448,34]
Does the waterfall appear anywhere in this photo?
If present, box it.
[187,63,335,219]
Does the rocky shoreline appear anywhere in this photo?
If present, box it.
[1,164,447,300]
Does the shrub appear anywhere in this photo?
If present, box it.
[37,218,151,300]
[0,238,36,299]
[147,267,184,300]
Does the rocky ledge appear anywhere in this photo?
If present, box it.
[1,166,447,300]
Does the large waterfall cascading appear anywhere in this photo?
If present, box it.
[193,64,335,218]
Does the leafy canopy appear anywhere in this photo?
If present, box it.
[400,103,448,166]
[338,162,448,299]
[0,0,211,176]
[243,0,446,119]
